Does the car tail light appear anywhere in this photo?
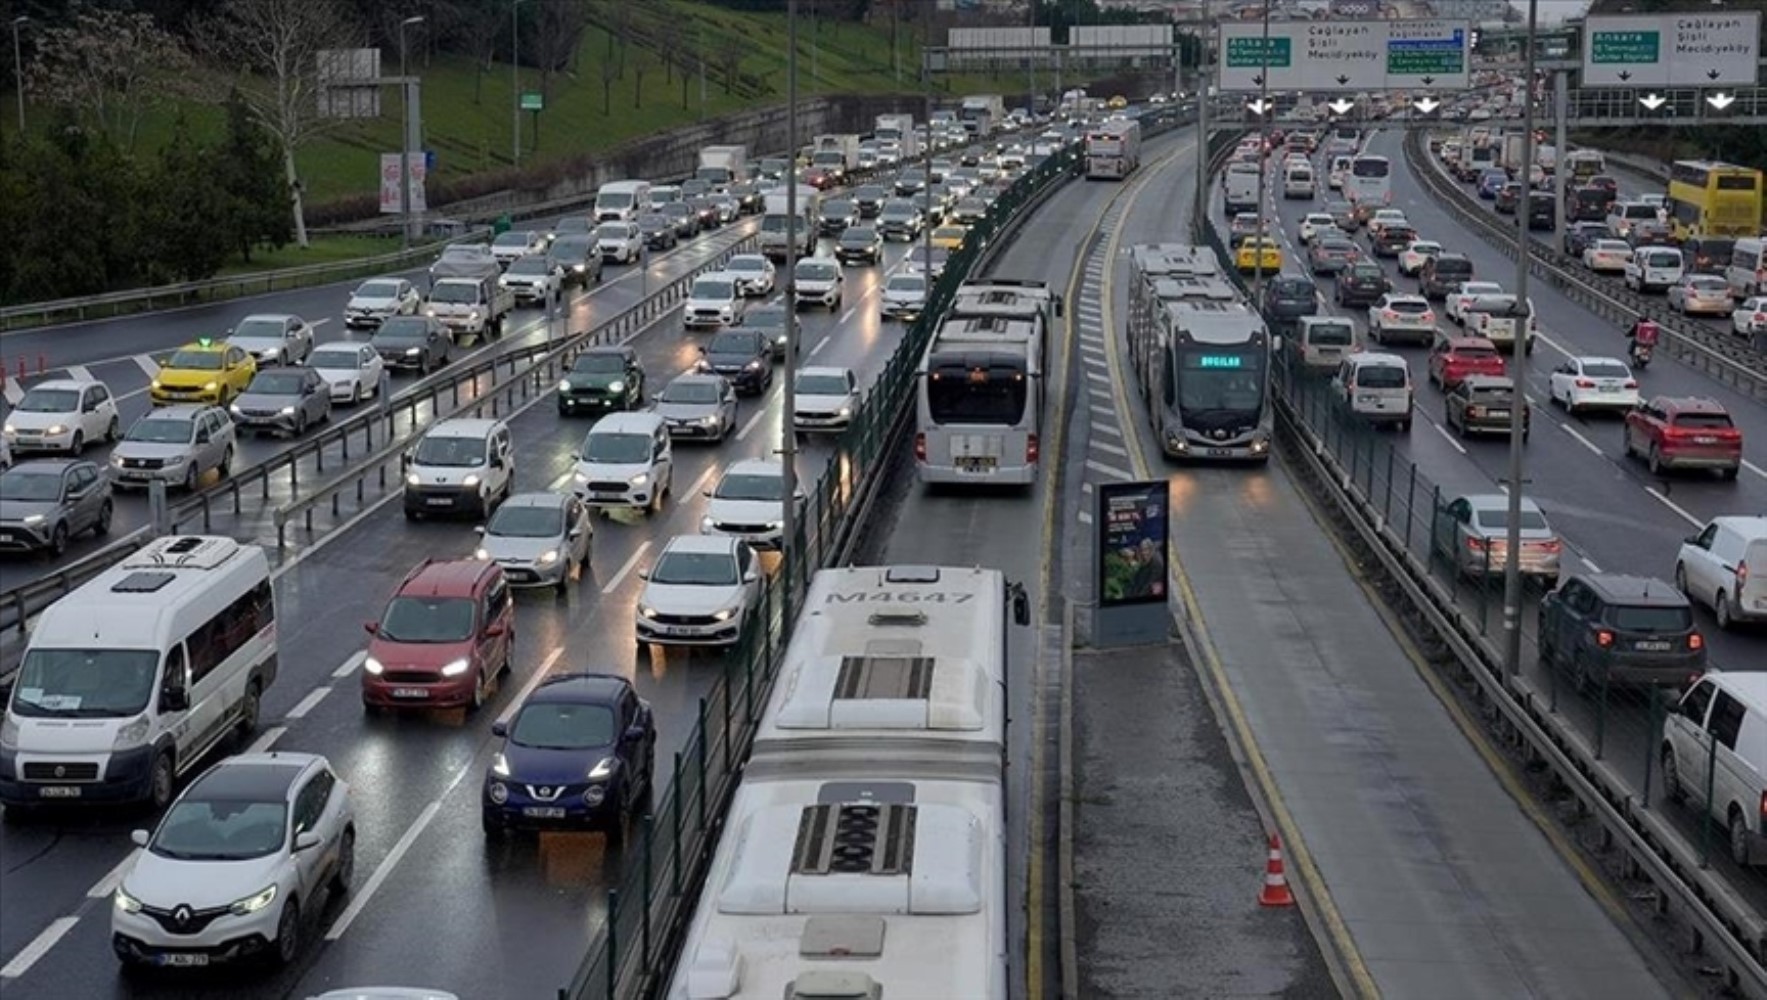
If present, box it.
[1624,380,1638,389]
[1465,536,1487,551]
[1575,378,1596,388]
[1738,561,1749,587]
[1383,310,1398,321]
[914,433,927,462]
[1467,405,1483,417]
[1594,628,1614,648]
[1026,434,1039,464]
[1537,539,1562,553]
[1422,311,1436,323]
[1690,633,1705,651]
[1758,790,1767,826]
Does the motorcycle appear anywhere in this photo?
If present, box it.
[1629,340,1654,369]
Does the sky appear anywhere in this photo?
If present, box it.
[1508,0,1596,23]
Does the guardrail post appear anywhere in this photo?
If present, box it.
[696,698,709,833]
[1702,730,1719,867]
[670,752,683,897]
[722,655,733,768]
[315,440,325,474]
[148,480,169,537]
[1641,694,1662,810]
[605,889,619,997]
[640,814,654,972]
[1595,666,1610,762]
[1403,463,1418,547]
[1383,446,1396,520]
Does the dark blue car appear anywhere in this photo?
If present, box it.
[1476,170,1509,200]
[482,673,656,841]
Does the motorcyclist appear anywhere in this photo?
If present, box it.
[1628,314,1660,347]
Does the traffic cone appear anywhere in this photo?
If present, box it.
[1259,834,1295,908]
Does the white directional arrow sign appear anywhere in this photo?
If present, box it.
[1708,92,1737,110]
[1247,98,1274,115]
[1413,97,1441,114]
[1327,98,1356,115]
[1639,93,1667,110]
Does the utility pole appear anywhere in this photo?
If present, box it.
[1194,18,1211,237]
[781,0,802,617]
[399,15,425,250]
[1251,0,1272,301]
[11,17,29,135]
[1503,0,1539,681]
[1552,69,1568,254]
[1027,0,1038,116]
[512,0,530,167]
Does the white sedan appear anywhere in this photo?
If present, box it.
[1298,213,1338,245]
[1582,240,1633,273]
[1731,295,1767,338]
[1548,356,1640,414]
[635,535,761,649]
[1398,240,1444,277]
[1366,294,1437,345]
[792,366,860,435]
[1446,281,1504,325]
[308,342,386,404]
[1666,274,1733,316]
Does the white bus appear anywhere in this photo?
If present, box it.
[1345,154,1393,220]
[666,565,1030,1000]
[914,281,1062,487]
[1084,118,1142,180]
[0,536,278,812]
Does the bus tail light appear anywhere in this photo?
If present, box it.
[1026,434,1039,464]
[914,433,927,462]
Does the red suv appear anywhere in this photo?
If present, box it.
[362,559,516,712]
[1623,396,1743,479]
[1428,336,1506,390]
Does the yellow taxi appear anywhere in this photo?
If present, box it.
[930,225,970,251]
[150,338,256,406]
[1234,236,1283,274]
[1107,95,1129,110]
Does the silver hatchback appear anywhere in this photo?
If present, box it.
[110,405,235,491]
[1431,493,1562,584]
[474,491,593,592]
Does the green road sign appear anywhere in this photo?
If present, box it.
[1388,49,1463,76]
[1590,30,1658,65]
[519,91,544,111]
[1225,36,1291,69]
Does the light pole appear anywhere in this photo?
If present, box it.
[781,0,801,613]
[1195,17,1211,238]
[512,0,532,167]
[399,15,426,250]
[1250,0,1272,301]
[11,16,29,135]
[1503,0,1539,681]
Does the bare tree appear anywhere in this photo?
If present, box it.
[530,0,588,99]
[600,56,616,116]
[632,47,647,109]
[29,5,190,150]
[198,0,362,248]
[718,39,743,96]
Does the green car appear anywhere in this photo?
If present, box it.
[558,346,645,415]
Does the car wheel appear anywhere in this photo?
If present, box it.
[1732,809,1753,867]
[1674,563,1691,595]
[69,430,84,454]
[1716,590,1735,631]
[46,522,67,558]
[236,681,261,740]
[181,462,200,492]
[470,667,488,712]
[93,500,113,537]
[1662,748,1685,804]
[1648,445,1665,476]
[556,568,570,596]
[331,829,355,895]
[105,417,120,443]
[295,412,308,437]
[149,750,175,812]
[219,447,233,479]
[273,898,301,967]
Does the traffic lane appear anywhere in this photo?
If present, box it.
[1386,132,1767,448]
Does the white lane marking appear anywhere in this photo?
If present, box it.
[0,917,79,979]
[809,335,830,357]
[1,380,19,405]
[1559,423,1604,455]
[686,461,720,500]
[285,687,331,720]
[1433,422,1468,455]
[1085,459,1131,479]
[1095,441,1129,457]
[1088,404,1114,418]
[67,365,93,382]
[87,850,140,899]
[603,539,653,595]
[1079,344,1106,357]
[1094,422,1123,438]
[839,306,857,323]
[1745,459,1767,481]
[496,645,570,728]
[1088,386,1112,399]
[1081,481,1094,493]
[333,651,367,679]
[1645,486,1704,528]
[132,354,159,377]
[310,318,333,330]
[736,403,770,441]
[1582,556,1603,574]
[246,725,286,755]
[326,767,462,942]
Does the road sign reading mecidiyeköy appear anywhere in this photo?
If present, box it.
[1581,13,1759,88]
[1216,20,1468,92]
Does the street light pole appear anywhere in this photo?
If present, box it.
[399,15,425,250]
[1503,0,1539,680]
[781,0,801,614]
[11,17,29,135]
[511,0,530,168]
[1195,18,1211,238]
[1251,0,1271,301]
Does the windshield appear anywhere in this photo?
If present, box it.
[887,276,926,293]
[1307,323,1354,346]
[488,504,563,538]
[717,472,783,501]
[1579,361,1630,379]
[310,349,364,371]
[412,435,487,468]
[246,372,305,395]
[1175,348,1266,418]
[596,224,632,239]
[708,333,761,356]
[926,362,1029,425]
[744,309,786,332]
[429,284,480,305]
[1388,300,1429,314]
[378,596,475,643]
[597,193,630,211]
[511,702,614,750]
[797,374,849,396]
[10,649,159,719]
[508,258,550,275]
[0,468,63,501]
[166,350,224,371]
[661,380,720,405]
[15,388,78,413]
[493,232,533,248]
[842,228,878,243]
[1473,508,1550,531]
[557,218,593,234]
[650,550,738,586]
[126,418,193,444]
[553,236,593,259]
[376,317,430,340]
[825,200,855,216]
[1674,413,1735,430]
[693,279,735,300]
[230,319,285,341]
[583,431,652,463]
[729,258,766,274]
[358,280,401,298]
[152,800,287,861]
[572,354,626,376]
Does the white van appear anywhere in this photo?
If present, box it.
[1676,516,1767,629]
[1331,352,1413,430]
[1328,155,1353,190]
[1726,238,1767,298]
[1625,246,1685,294]
[571,411,674,514]
[1662,672,1767,866]
[1294,316,1358,375]
[1223,162,1261,214]
[402,417,515,520]
[1283,162,1316,200]
[594,180,653,223]
[0,536,277,813]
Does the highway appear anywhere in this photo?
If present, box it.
[1236,126,1767,943]
[0,215,912,997]
[0,217,758,591]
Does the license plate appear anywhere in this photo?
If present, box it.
[391,687,429,699]
[158,954,209,968]
[426,498,452,506]
[1635,641,1672,651]
[523,807,567,819]
[37,785,80,799]
[1600,382,1622,391]
[1695,436,1716,445]
[1207,448,1236,457]
[658,625,688,636]
[1487,410,1511,419]
[957,458,997,472]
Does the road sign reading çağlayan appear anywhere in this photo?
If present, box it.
[1580,13,1760,88]
[1216,20,1470,92]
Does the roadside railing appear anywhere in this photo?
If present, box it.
[1403,130,1767,400]
[1198,137,1767,998]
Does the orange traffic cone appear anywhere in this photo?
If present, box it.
[1259,834,1295,908]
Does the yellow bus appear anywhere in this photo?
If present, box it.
[1666,159,1763,239]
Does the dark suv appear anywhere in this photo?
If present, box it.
[1562,222,1612,257]
[1335,262,1391,306]
[1538,573,1707,691]
[697,330,774,395]
[1419,254,1474,301]
[558,346,645,415]
[1260,277,1318,332]
[1371,225,1416,257]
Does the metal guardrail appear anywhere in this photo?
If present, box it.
[1403,130,1767,401]
[1198,136,1767,998]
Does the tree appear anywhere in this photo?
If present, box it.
[8,114,146,298]
[145,118,228,283]
[198,0,363,248]
[215,89,293,263]
[28,4,190,150]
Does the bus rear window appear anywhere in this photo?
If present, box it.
[926,366,1028,425]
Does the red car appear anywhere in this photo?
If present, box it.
[1427,336,1506,390]
[1623,396,1743,479]
[803,167,835,190]
[362,559,516,712]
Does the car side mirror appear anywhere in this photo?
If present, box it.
[491,720,508,738]
[568,525,585,539]
[484,623,506,638]
[624,724,646,743]
[474,525,487,535]
[490,455,504,470]
[294,831,322,853]
[744,571,759,584]
[1685,534,1701,545]
[636,569,649,581]
[160,686,189,713]
[131,829,151,847]
[195,431,210,444]
[363,621,379,635]
[401,452,414,469]
[703,489,714,498]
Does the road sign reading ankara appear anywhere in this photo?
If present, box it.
[1216,20,1470,92]
[1581,13,1760,88]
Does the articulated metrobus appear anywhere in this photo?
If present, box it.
[1084,118,1142,180]
[1665,159,1764,240]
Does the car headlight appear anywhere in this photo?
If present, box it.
[588,757,616,781]
[111,455,125,468]
[406,472,422,486]
[488,781,509,804]
[111,716,150,750]
[492,753,511,778]
[228,885,277,916]
[462,474,482,488]
[711,608,736,622]
[629,472,649,487]
[406,347,422,356]
[22,514,45,525]
[204,381,218,391]
[607,380,625,394]
[151,380,162,389]
[474,547,490,560]
[45,424,66,436]
[574,263,587,272]
[426,308,437,317]
[746,360,763,371]
[0,423,10,434]
[279,406,296,416]
[538,549,559,565]
[363,656,384,675]
[639,605,660,619]
[837,406,852,418]
[114,888,144,914]
[260,350,278,360]
[559,379,573,392]
[440,658,470,677]
[0,714,18,750]
[574,471,589,483]
[701,515,715,532]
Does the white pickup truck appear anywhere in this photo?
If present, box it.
[425,276,514,343]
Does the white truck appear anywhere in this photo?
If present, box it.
[425,275,514,343]
[874,114,914,144]
[759,186,819,261]
[811,134,861,173]
[960,94,1007,135]
[696,145,748,189]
